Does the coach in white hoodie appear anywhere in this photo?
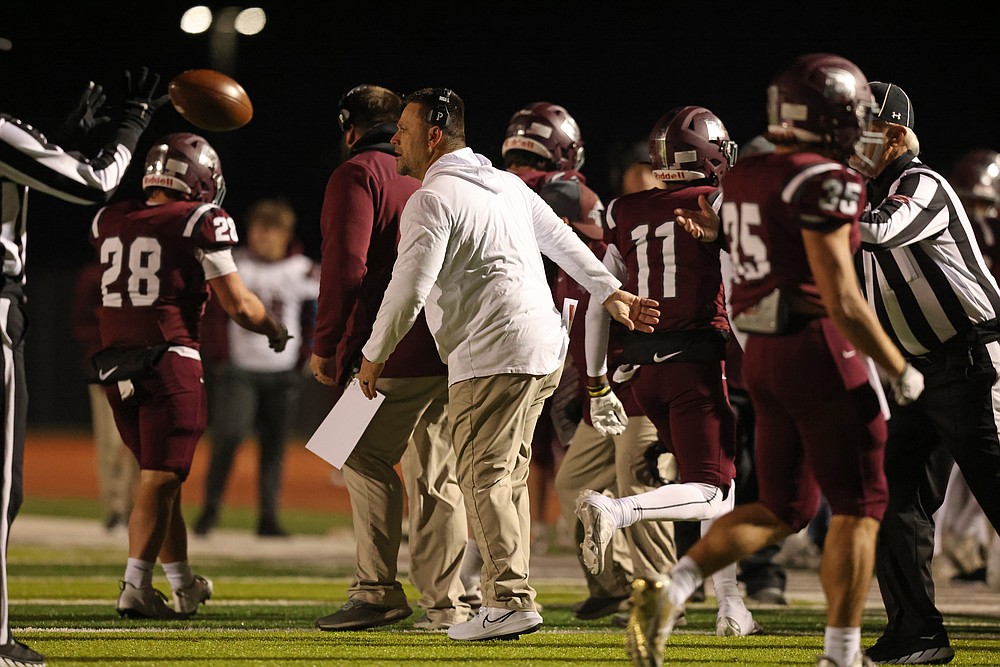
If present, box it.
[357,88,659,642]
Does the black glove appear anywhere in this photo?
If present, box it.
[54,81,111,147]
[268,324,292,353]
[122,67,170,127]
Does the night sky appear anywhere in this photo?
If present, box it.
[4,1,998,268]
[3,0,998,424]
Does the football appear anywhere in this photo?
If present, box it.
[168,69,253,132]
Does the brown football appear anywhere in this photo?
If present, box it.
[168,69,253,132]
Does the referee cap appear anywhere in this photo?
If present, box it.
[871,82,914,129]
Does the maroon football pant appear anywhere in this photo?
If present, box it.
[742,318,888,531]
[106,351,207,480]
[629,360,736,489]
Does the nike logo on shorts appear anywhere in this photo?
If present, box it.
[98,365,119,381]
[841,349,858,359]
[653,351,683,363]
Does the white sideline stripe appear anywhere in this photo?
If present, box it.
[14,627,624,635]
[12,599,329,606]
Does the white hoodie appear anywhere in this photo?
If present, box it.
[362,147,621,385]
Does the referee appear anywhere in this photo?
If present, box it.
[0,66,167,666]
[852,82,1000,665]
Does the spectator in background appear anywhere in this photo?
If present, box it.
[310,84,468,632]
[0,64,167,666]
[194,198,319,538]
[72,260,140,533]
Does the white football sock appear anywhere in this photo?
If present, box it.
[667,555,704,608]
[124,558,155,589]
[824,626,861,667]
[162,560,194,592]
[619,483,726,525]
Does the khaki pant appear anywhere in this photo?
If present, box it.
[88,384,139,521]
[449,370,561,611]
[555,417,677,597]
[343,376,467,623]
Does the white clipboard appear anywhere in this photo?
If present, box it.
[305,380,386,469]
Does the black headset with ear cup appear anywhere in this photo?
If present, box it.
[428,88,453,128]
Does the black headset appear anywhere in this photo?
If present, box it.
[428,88,453,128]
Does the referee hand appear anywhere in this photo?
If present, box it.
[357,356,384,399]
[890,363,924,405]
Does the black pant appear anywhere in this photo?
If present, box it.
[0,299,28,644]
[876,337,1000,639]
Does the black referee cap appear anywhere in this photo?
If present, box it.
[871,82,914,129]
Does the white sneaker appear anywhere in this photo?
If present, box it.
[446,606,542,641]
[173,575,213,615]
[715,605,763,637]
[625,575,682,667]
[575,489,617,575]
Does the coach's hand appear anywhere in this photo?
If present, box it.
[675,194,721,243]
[357,356,384,399]
[603,289,659,333]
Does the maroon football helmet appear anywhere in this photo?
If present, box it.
[501,102,584,171]
[648,106,737,184]
[142,133,226,204]
[951,150,1000,205]
[766,53,877,163]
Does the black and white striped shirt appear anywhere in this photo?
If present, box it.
[856,153,1000,357]
[0,114,136,293]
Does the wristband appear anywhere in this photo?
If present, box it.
[588,384,611,398]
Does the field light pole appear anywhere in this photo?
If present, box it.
[180,5,267,75]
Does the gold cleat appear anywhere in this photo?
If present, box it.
[624,575,681,667]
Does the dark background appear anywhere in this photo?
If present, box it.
[2,0,997,428]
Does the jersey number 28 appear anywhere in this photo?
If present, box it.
[100,236,161,307]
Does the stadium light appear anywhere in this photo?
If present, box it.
[180,6,266,74]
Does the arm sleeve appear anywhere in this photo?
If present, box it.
[362,192,449,364]
[860,169,950,249]
[312,164,377,358]
[530,190,621,303]
[585,244,627,377]
[0,113,141,205]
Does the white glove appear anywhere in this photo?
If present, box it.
[889,363,924,406]
[591,391,628,436]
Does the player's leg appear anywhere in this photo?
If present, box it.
[254,369,299,536]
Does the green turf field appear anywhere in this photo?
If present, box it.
[9,542,1000,666]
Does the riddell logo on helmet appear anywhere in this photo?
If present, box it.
[653,171,688,181]
[143,175,175,187]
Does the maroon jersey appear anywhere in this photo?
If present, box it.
[90,199,238,349]
[605,185,729,333]
[721,152,865,316]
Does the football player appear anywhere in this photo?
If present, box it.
[576,106,760,640]
[638,54,923,667]
[89,133,288,620]
[503,102,678,623]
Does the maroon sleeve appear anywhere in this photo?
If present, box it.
[312,162,377,359]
